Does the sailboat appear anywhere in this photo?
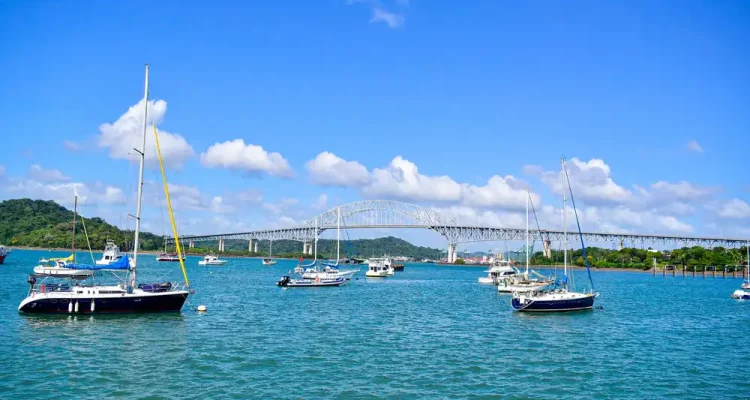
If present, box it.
[262,240,277,265]
[731,244,750,299]
[511,158,598,312]
[278,209,349,287]
[33,195,104,277]
[302,207,359,280]
[499,190,550,294]
[19,65,192,313]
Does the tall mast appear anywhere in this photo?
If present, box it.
[129,64,149,289]
[314,216,318,261]
[337,206,341,262]
[562,157,567,279]
[72,195,77,262]
[525,189,529,274]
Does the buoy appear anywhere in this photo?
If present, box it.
[197,305,207,312]
[74,302,79,313]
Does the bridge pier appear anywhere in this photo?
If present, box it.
[543,239,552,258]
[189,240,194,249]
[218,238,225,252]
[448,243,457,263]
[618,240,623,251]
[303,242,313,255]
[254,241,259,253]
[248,239,255,253]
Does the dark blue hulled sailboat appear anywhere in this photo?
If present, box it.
[512,158,598,312]
[19,65,192,314]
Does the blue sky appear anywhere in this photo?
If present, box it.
[1,0,748,251]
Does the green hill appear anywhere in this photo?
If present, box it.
[0,198,164,251]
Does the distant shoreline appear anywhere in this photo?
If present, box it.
[4,246,656,272]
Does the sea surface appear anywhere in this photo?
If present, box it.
[0,249,747,399]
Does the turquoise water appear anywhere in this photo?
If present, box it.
[0,249,748,399]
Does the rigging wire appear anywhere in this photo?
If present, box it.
[563,162,594,292]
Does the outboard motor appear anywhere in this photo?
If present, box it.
[277,276,291,287]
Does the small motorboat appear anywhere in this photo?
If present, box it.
[366,259,391,277]
[732,290,750,299]
[262,258,277,266]
[391,262,405,271]
[277,275,346,287]
[198,254,227,266]
[157,253,185,262]
[479,263,521,285]
[96,240,124,266]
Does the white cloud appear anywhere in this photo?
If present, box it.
[200,139,293,178]
[687,140,704,153]
[528,158,634,205]
[210,196,236,214]
[461,175,539,210]
[306,152,370,187]
[5,179,126,206]
[63,140,82,151]
[370,8,404,28]
[314,194,328,210]
[262,198,299,215]
[364,156,462,202]
[235,189,263,205]
[28,164,71,183]
[648,181,717,201]
[97,99,195,169]
[707,199,750,219]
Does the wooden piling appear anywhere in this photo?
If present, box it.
[662,267,665,277]
[672,267,675,277]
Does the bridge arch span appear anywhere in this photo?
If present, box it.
[307,200,457,232]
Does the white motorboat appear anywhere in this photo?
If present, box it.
[302,264,357,280]
[277,275,345,287]
[96,240,124,265]
[479,263,521,284]
[198,254,227,266]
[368,257,395,276]
[366,259,391,277]
[262,258,277,265]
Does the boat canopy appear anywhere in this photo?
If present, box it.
[67,254,131,270]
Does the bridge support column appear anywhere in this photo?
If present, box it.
[248,239,254,253]
[189,240,194,249]
[448,243,457,263]
[618,240,623,251]
[254,241,259,253]
[543,239,552,258]
[219,238,225,252]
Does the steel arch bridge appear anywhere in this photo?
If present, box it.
[168,200,749,259]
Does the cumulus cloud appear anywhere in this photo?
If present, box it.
[370,8,404,28]
[306,152,370,187]
[97,99,195,169]
[364,156,462,202]
[687,140,704,153]
[210,196,236,214]
[527,158,633,205]
[200,139,293,178]
[28,164,71,183]
[707,199,750,219]
[461,175,539,210]
[5,179,126,206]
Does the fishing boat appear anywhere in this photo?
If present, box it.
[367,257,395,276]
[511,158,598,312]
[198,253,227,266]
[365,258,391,277]
[19,65,192,314]
[0,245,10,264]
[96,240,124,265]
[262,240,277,265]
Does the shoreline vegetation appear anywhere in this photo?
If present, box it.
[2,199,747,272]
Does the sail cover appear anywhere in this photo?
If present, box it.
[67,254,131,270]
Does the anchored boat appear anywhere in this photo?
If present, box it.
[96,240,125,265]
[199,253,227,266]
[19,65,192,314]
[731,244,750,299]
[511,158,598,312]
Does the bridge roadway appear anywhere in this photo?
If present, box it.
[167,223,749,261]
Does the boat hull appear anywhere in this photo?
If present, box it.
[33,266,93,277]
[277,276,345,287]
[511,294,595,312]
[0,254,7,264]
[19,291,189,314]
